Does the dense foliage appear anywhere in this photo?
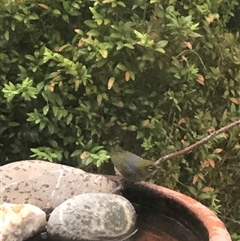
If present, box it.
[0,0,240,238]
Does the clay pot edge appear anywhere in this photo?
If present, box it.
[142,183,231,241]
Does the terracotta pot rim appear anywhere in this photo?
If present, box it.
[141,182,231,241]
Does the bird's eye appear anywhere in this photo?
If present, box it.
[148,165,155,172]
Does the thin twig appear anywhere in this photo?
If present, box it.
[176,49,207,69]
[218,215,240,224]
[155,119,240,166]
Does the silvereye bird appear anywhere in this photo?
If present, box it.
[109,147,157,182]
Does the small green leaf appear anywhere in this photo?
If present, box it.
[8,122,20,127]
[25,55,35,61]
[134,30,144,38]
[116,63,127,71]
[123,43,134,49]
[53,9,61,15]
[52,106,58,117]
[84,20,98,28]
[87,29,100,37]
[127,125,137,131]
[14,14,24,21]
[66,113,73,125]
[89,7,102,19]
[117,1,126,7]
[39,121,46,130]
[75,79,81,91]
[43,105,49,115]
[5,31,9,41]
[155,40,168,48]
[71,149,82,157]
[99,49,108,58]
[155,47,166,53]
[96,19,103,25]
[62,14,70,23]
[97,94,103,105]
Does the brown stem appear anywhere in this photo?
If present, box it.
[155,119,240,166]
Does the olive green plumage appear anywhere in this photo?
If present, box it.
[109,146,156,182]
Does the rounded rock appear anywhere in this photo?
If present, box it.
[1,203,46,241]
[47,193,137,241]
[1,160,118,214]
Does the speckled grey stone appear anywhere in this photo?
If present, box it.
[1,160,118,214]
[47,193,137,241]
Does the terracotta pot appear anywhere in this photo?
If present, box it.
[122,181,231,241]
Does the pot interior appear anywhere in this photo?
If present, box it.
[122,182,209,241]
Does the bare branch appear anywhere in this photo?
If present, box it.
[155,119,240,166]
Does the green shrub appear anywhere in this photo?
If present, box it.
[0,0,240,237]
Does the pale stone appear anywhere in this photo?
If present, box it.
[47,193,137,241]
[1,160,118,214]
[0,203,46,241]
